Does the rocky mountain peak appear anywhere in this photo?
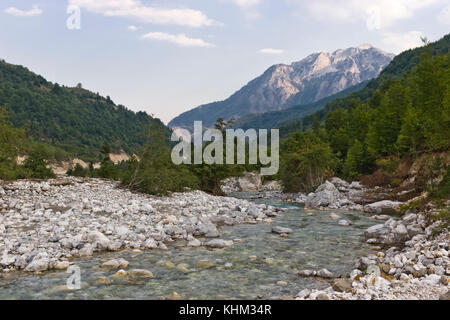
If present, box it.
[169,45,395,128]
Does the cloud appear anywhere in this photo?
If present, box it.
[231,0,262,19]
[68,0,220,27]
[286,0,445,29]
[141,32,215,47]
[437,5,450,25]
[4,5,43,17]
[259,48,284,55]
[233,0,261,8]
[380,31,424,54]
[128,25,138,31]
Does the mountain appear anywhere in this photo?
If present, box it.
[233,80,369,130]
[169,45,394,128]
[0,59,168,161]
[296,33,450,133]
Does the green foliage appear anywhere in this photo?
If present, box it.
[280,131,337,192]
[0,107,27,179]
[22,147,55,179]
[0,59,169,162]
[343,140,373,179]
[121,122,199,195]
[429,167,450,200]
[276,35,450,188]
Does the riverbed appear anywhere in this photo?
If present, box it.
[0,193,378,300]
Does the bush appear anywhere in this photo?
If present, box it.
[22,148,55,179]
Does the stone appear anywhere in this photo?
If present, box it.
[399,273,410,282]
[332,278,352,292]
[298,270,314,277]
[93,277,111,285]
[329,212,340,219]
[305,181,347,209]
[87,231,111,249]
[79,244,94,257]
[143,238,158,249]
[176,263,191,273]
[315,293,329,300]
[196,260,215,269]
[101,258,129,269]
[317,268,333,278]
[364,200,403,214]
[296,289,311,299]
[204,239,233,248]
[130,269,153,278]
[54,261,70,270]
[276,281,288,286]
[171,292,182,300]
[187,238,201,247]
[439,290,450,300]
[111,269,128,279]
[338,219,352,226]
[25,258,50,272]
[271,226,293,234]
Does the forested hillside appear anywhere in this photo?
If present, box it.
[0,59,168,161]
[280,39,450,193]
[296,34,450,132]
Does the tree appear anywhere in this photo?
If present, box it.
[123,122,197,195]
[343,140,373,179]
[0,107,27,179]
[22,147,55,179]
[280,131,337,192]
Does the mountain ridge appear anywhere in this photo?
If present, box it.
[169,44,394,128]
[0,58,168,162]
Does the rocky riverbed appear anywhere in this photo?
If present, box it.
[0,177,283,273]
[291,183,450,300]
[1,176,448,300]
[223,175,450,300]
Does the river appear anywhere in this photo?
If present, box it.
[0,192,377,299]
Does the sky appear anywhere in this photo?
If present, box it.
[0,1,449,124]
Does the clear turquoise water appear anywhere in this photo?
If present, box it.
[0,194,377,300]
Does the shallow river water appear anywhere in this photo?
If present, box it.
[0,193,378,300]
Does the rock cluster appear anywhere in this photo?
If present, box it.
[295,211,449,300]
[301,178,405,214]
[0,177,283,273]
[220,172,282,194]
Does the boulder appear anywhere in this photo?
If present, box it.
[237,172,262,191]
[317,268,333,278]
[305,181,348,209]
[271,226,293,234]
[332,278,352,292]
[130,269,153,278]
[338,219,352,226]
[25,258,50,272]
[87,231,111,250]
[204,239,233,248]
[101,258,129,269]
[364,200,403,214]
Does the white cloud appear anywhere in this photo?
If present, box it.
[4,5,43,17]
[259,48,284,55]
[69,0,220,27]
[141,32,215,47]
[286,0,445,29]
[437,5,450,25]
[233,0,261,8]
[380,31,424,54]
[128,25,138,31]
[231,0,262,19]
